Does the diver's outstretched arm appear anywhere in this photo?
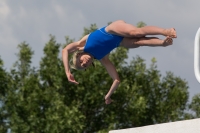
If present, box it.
[62,35,89,84]
[100,55,120,104]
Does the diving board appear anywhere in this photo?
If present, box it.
[109,118,200,133]
[194,27,200,83]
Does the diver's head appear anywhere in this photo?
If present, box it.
[70,51,94,70]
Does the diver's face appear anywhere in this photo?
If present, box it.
[77,53,93,69]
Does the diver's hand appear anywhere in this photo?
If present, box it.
[66,72,79,84]
[105,96,113,104]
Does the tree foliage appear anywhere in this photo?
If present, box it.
[0,22,199,133]
[189,94,200,118]
[137,21,147,28]
[0,57,10,133]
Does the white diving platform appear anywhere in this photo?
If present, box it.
[109,118,200,133]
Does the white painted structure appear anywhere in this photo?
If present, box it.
[109,118,200,133]
[194,27,200,83]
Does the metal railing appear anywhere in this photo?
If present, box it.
[194,27,200,83]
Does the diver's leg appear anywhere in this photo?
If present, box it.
[120,36,173,48]
[106,20,177,38]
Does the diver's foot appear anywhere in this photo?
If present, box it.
[162,36,173,47]
[164,28,177,38]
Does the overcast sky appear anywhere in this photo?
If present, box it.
[0,0,200,101]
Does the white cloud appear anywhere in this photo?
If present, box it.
[0,1,10,19]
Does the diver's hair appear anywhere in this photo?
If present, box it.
[69,50,85,70]
[69,50,95,70]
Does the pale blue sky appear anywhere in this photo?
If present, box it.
[0,0,200,101]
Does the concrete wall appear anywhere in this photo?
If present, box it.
[109,118,200,133]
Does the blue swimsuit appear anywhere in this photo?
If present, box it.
[84,27,123,60]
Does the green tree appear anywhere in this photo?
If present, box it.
[4,38,86,133]
[39,35,85,132]
[189,94,200,118]
[6,42,40,132]
[0,57,10,133]
[137,21,147,28]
